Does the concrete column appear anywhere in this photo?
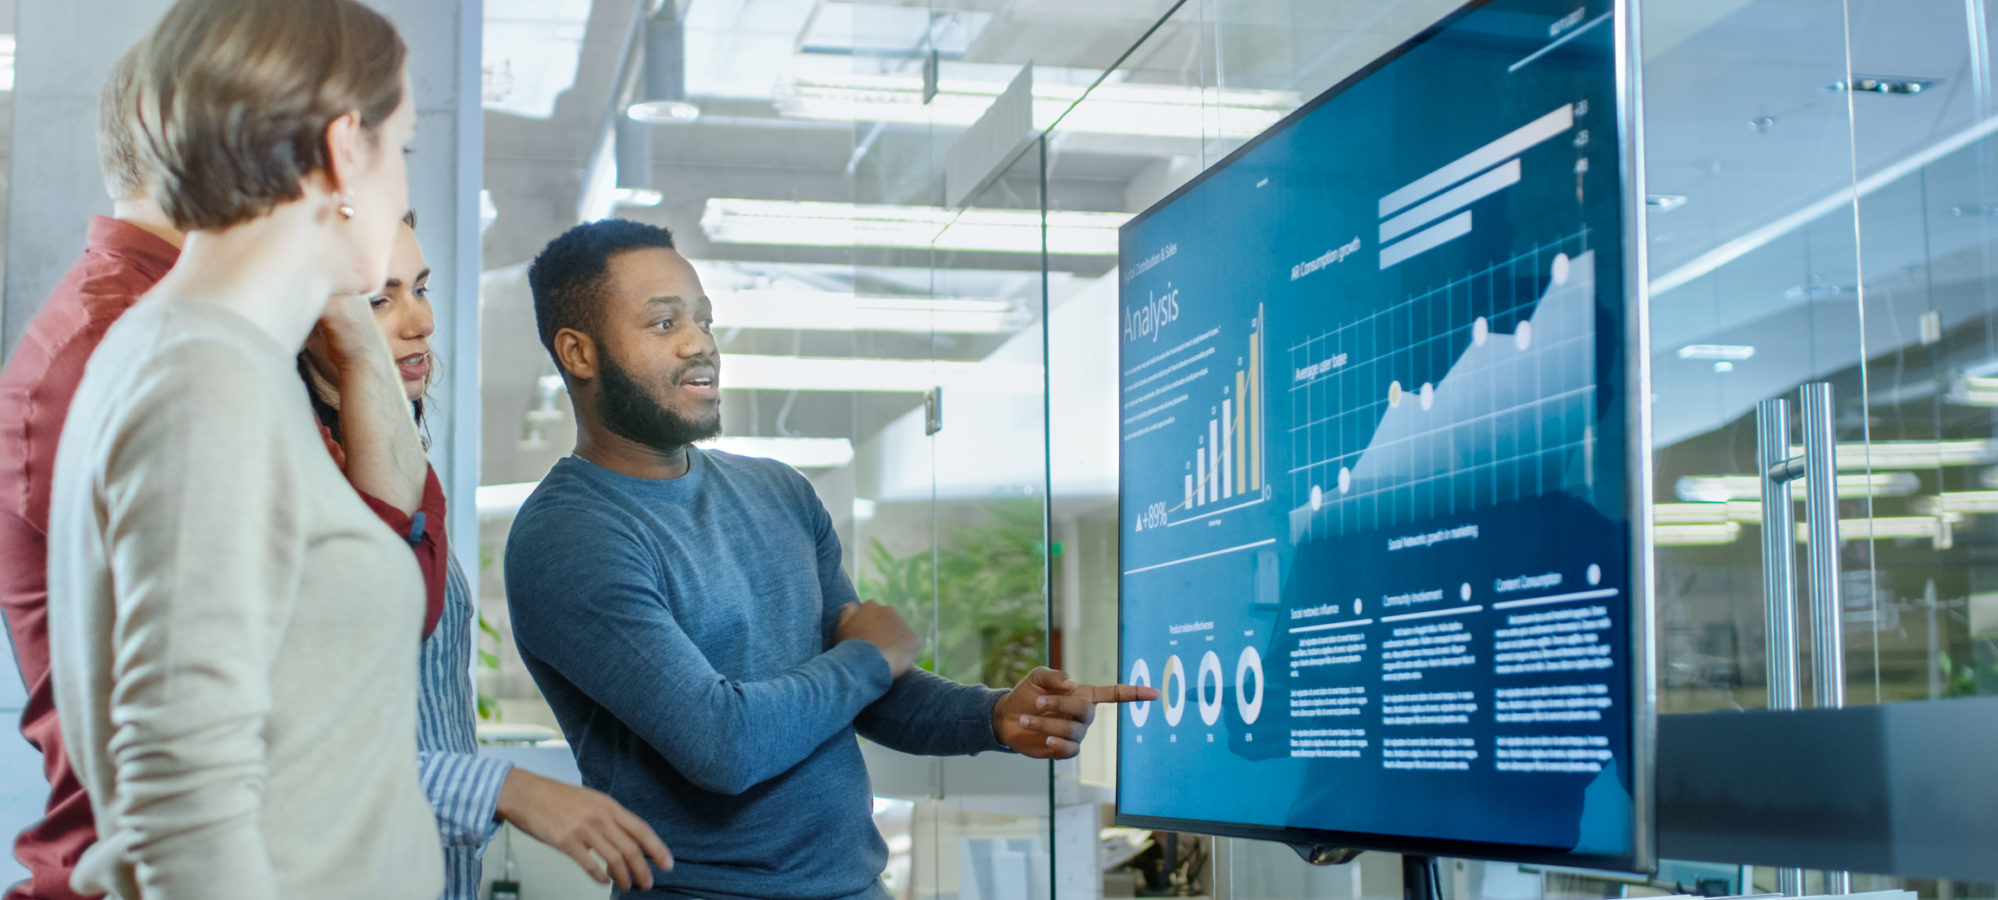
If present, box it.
[1,0,164,359]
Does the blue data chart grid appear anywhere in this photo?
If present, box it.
[1286,230,1598,543]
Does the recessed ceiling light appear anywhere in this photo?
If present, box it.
[1785,282,1846,301]
[1827,76,1939,95]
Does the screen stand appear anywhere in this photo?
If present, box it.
[1402,855,1445,900]
[1286,843,1363,865]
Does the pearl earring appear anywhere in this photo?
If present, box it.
[337,192,356,220]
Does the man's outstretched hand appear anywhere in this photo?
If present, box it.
[993,667,1160,758]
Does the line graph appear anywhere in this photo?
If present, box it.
[1287,233,1597,542]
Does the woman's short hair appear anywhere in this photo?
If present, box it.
[135,0,407,231]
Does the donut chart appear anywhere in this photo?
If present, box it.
[1128,658,1153,727]
[1161,655,1187,726]
[1235,646,1264,724]
[1197,651,1224,726]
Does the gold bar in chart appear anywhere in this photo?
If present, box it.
[1236,370,1248,493]
[1248,305,1263,492]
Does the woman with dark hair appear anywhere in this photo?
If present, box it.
[43,1,441,897]
[297,212,672,897]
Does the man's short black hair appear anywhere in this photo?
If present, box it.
[526,218,677,368]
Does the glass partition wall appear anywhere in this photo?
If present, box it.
[1044,0,1998,898]
[468,0,1998,896]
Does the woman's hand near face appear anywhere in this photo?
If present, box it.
[314,291,397,383]
[314,290,429,513]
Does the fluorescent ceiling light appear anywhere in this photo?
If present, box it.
[614,188,664,207]
[772,71,1296,140]
[1674,472,1919,503]
[1796,514,1959,547]
[701,198,1126,256]
[1653,521,1741,546]
[1676,343,1755,361]
[698,436,854,469]
[714,290,1024,334]
[1950,374,1998,406]
[1653,501,1764,524]
[720,353,1042,394]
[1916,491,1998,515]
[1654,502,1727,525]
[1786,439,1998,470]
[629,100,700,123]
[0,35,15,93]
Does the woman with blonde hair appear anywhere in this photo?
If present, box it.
[45,0,442,897]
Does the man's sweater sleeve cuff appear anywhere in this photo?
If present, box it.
[969,686,1011,754]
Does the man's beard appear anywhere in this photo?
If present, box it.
[595,348,721,451]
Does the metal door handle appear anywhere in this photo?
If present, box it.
[1754,397,1805,898]
[1754,383,1847,895]
[1800,384,1845,713]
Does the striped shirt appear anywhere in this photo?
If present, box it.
[415,554,514,899]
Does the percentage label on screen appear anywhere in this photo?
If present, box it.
[1137,501,1171,532]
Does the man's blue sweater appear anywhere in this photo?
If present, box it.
[504,450,1006,900]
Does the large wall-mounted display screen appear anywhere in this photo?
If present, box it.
[1115,0,1647,870]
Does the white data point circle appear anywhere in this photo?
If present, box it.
[1338,467,1352,494]
[1128,658,1152,727]
[1515,321,1533,351]
[1235,647,1264,724]
[1587,563,1602,586]
[1552,253,1572,285]
[1461,582,1472,601]
[1420,382,1435,410]
[1310,484,1324,511]
[1162,656,1187,727]
[1388,380,1403,407]
[1355,597,1364,614]
[1197,651,1224,727]
[1473,317,1489,346]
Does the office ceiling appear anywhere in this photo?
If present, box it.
[473,0,1998,494]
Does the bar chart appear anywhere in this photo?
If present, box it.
[1124,303,1269,535]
